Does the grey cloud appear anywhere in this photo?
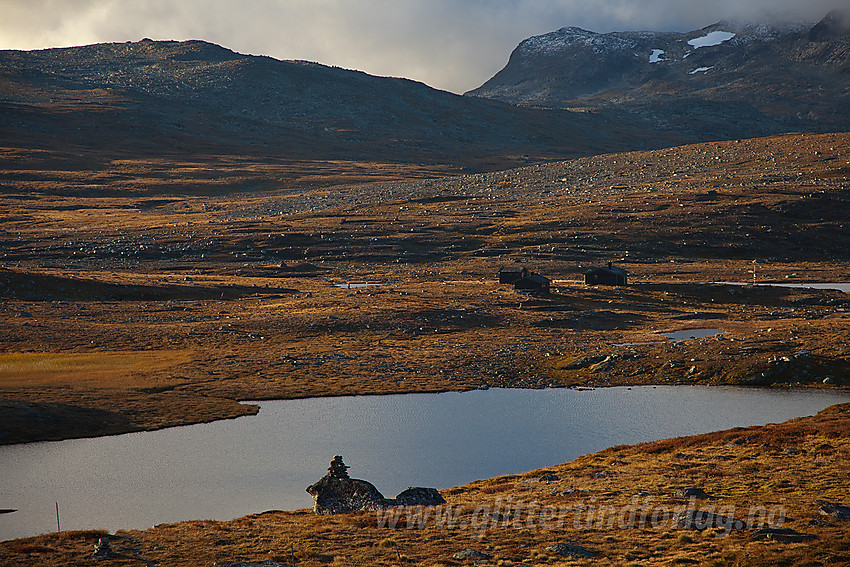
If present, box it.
[0,0,845,93]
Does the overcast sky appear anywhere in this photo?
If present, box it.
[0,0,845,93]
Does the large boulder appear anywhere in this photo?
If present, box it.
[306,456,445,514]
[306,475,389,514]
[394,487,446,506]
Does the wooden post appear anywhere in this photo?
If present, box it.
[55,501,61,532]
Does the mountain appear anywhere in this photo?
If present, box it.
[467,10,850,137]
[3,13,847,184]
[0,39,673,173]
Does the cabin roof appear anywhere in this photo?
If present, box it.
[519,273,551,284]
[586,265,627,276]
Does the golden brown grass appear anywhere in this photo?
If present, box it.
[0,350,192,389]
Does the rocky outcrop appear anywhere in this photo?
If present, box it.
[751,527,817,543]
[306,474,388,514]
[306,456,445,514]
[674,510,746,531]
[818,500,850,520]
[545,542,595,559]
[452,549,491,560]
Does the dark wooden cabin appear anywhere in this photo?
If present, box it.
[514,273,551,294]
[584,262,628,286]
[499,266,529,284]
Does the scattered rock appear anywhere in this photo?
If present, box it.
[751,527,817,543]
[674,487,711,499]
[452,549,491,560]
[545,542,595,558]
[674,510,746,530]
[539,473,559,482]
[818,500,850,520]
[395,487,446,506]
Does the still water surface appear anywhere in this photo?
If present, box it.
[1,386,848,540]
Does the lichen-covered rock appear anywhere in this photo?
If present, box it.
[306,474,389,514]
[545,542,594,558]
[394,487,446,506]
[818,500,850,520]
[452,549,491,560]
[674,510,746,530]
[306,456,445,514]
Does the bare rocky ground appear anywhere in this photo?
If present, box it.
[1,131,849,445]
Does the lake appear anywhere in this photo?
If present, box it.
[1,386,848,541]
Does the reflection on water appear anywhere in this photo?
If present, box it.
[333,282,388,288]
[719,282,850,293]
[1,386,848,540]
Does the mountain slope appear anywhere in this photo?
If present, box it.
[0,39,671,171]
[467,11,850,137]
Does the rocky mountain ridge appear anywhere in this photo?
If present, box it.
[467,10,850,137]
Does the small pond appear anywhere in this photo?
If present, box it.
[663,328,725,342]
[333,282,381,288]
[1,386,848,541]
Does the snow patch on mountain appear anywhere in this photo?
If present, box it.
[649,49,666,63]
[688,31,736,49]
[689,66,714,74]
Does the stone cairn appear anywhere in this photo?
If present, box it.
[328,455,350,479]
[306,455,446,514]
